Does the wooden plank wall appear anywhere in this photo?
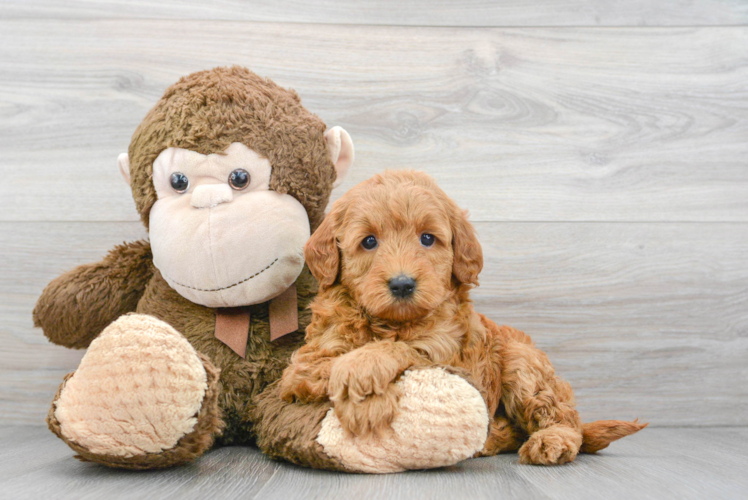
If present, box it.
[1,2,746,426]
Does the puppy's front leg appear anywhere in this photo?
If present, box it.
[499,328,584,465]
[280,344,339,403]
[328,341,422,436]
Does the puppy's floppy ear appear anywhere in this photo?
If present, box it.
[304,205,343,289]
[449,201,483,286]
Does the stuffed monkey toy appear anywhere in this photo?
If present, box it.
[34,67,489,472]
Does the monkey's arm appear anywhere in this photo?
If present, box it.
[33,240,153,349]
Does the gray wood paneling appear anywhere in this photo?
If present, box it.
[2,221,746,426]
[1,0,746,458]
[1,21,747,222]
[4,0,748,26]
[0,425,745,499]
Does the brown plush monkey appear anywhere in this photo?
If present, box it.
[34,67,489,471]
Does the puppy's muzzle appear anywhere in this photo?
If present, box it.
[389,274,416,299]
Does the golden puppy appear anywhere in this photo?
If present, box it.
[280,170,645,465]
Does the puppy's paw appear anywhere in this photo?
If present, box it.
[328,347,402,404]
[519,426,583,465]
[333,387,400,437]
[278,371,299,402]
[279,365,327,404]
[317,367,489,473]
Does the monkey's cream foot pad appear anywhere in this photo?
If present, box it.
[52,314,209,458]
[316,367,489,473]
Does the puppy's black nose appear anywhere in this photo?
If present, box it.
[389,274,416,298]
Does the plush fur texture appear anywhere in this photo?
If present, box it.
[33,240,154,349]
[315,366,489,473]
[127,66,336,231]
[148,142,311,308]
[48,349,223,470]
[281,170,646,465]
[53,314,209,458]
[253,364,489,473]
[251,380,350,471]
[34,67,340,470]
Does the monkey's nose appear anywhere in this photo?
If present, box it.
[190,184,234,208]
[388,274,416,298]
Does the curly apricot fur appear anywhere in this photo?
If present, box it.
[282,170,646,462]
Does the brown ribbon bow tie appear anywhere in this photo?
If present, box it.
[214,283,298,358]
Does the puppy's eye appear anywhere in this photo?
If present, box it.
[420,233,436,247]
[229,169,250,190]
[361,235,378,250]
[170,172,189,193]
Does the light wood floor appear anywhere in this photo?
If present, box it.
[1,0,747,498]
[1,426,746,500]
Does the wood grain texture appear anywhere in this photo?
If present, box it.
[0,425,746,500]
[1,21,747,222]
[2,221,746,426]
[1,4,746,464]
[4,0,748,26]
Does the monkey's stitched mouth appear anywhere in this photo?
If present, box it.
[165,258,279,292]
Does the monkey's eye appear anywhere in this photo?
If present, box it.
[170,172,189,193]
[361,235,378,250]
[229,169,250,190]
[420,233,436,247]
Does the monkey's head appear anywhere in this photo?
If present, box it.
[117,67,353,308]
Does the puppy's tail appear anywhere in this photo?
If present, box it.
[580,419,648,453]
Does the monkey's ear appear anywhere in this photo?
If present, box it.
[118,153,131,185]
[325,126,354,188]
[450,203,483,287]
[304,208,341,290]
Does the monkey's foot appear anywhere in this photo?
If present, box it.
[519,426,583,465]
[47,314,223,469]
[316,366,489,473]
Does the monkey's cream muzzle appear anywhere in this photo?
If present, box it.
[146,143,310,308]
